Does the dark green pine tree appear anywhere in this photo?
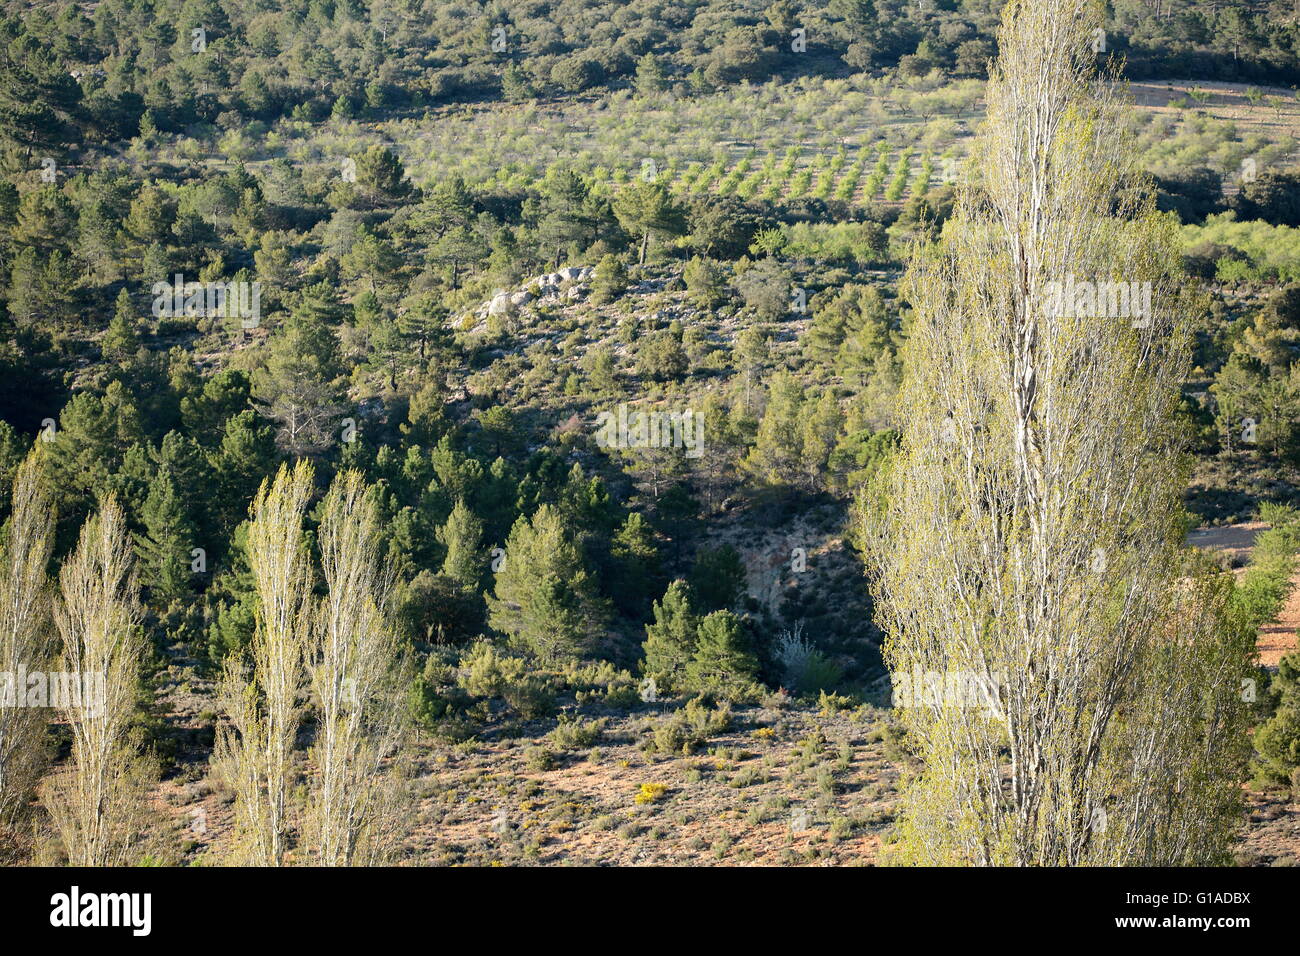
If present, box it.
[135,468,198,603]
[181,368,253,447]
[210,410,279,539]
[252,288,345,456]
[353,144,415,206]
[689,544,748,613]
[608,511,663,618]
[0,30,81,157]
[102,289,141,364]
[205,521,257,665]
[641,580,698,693]
[685,610,757,693]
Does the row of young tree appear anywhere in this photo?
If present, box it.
[7,0,1297,167]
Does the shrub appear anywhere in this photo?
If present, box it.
[591,254,628,304]
[459,641,556,718]
[733,257,791,322]
[634,782,668,805]
[502,676,555,719]
[550,716,606,749]
[683,256,726,307]
[817,689,856,714]
[651,698,733,754]
[525,745,556,771]
[409,652,472,729]
[459,641,525,698]
[773,622,845,695]
[636,330,689,381]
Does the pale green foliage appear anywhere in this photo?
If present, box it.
[42,495,154,866]
[307,469,410,866]
[215,461,315,866]
[0,454,55,840]
[868,0,1254,866]
[437,499,485,590]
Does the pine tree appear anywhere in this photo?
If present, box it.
[609,511,662,617]
[181,368,253,445]
[210,410,279,538]
[534,167,600,267]
[48,383,145,519]
[102,289,140,364]
[612,182,686,265]
[799,390,845,492]
[252,296,344,457]
[685,610,757,693]
[831,287,892,384]
[135,468,197,602]
[437,499,485,591]
[744,371,804,486]
[1210,352,1265,454]
[590,254,627,304]
[689,544,747,612]
[501,63,536,103]
[683,256,726,308]
[634,53,667,97]
[206,522,257,665]
[486,504,605,663]
[400,377,450,447]
[641,580,697,692]
[353,145,414,206]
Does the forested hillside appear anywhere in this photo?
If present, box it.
[1,0,1300,868]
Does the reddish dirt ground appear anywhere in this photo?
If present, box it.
[1188,521,1300,667]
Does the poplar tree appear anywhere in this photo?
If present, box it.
[0,454,54,847]
[866,0,1254,866]
[42,495,154,866]
[307,470,409,866]
[215,462,315,866]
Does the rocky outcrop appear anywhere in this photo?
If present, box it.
[471,265,596,322]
